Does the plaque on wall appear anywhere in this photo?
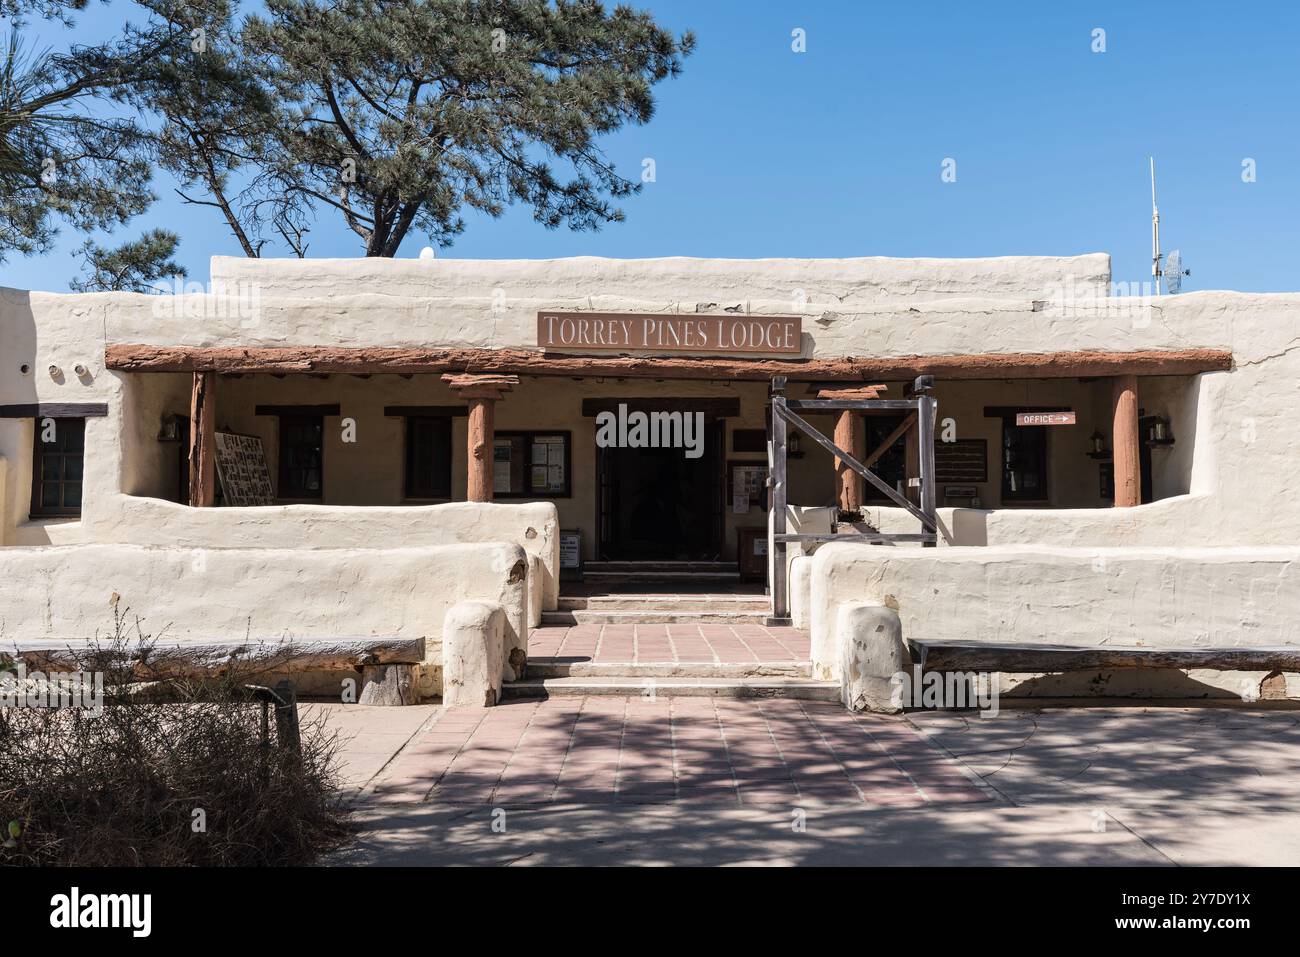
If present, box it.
[934,439,988,484]
[559,528,583,581]
[214,432,275,506]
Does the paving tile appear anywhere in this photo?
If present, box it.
[356,691,989,810]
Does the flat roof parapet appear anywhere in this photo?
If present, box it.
[208,253,1112,304]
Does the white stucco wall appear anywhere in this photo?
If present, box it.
[0,541,527,652]
[809,542,1300,685]
[3,254,1300,625]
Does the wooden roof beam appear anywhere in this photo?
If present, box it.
[104,345,1234,382]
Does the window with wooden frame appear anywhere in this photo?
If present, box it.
[403,416,453,499]
[277,414,324,499]
[30,417,85,518]
[492,431,571,498]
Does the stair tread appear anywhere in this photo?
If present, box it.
[507,676,835,688]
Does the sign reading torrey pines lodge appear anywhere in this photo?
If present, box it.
[537,311,802,355]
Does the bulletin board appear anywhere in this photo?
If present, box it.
[728,461,769,512]
[214,431,275,506]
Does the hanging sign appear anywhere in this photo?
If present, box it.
[1015,411,1076,426]
[537,312,802,355]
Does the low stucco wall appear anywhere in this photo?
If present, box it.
[105,496,560,611]
[809,542,1300,685]
[0,541,528,652]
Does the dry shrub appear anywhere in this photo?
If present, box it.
[0,610,351,866]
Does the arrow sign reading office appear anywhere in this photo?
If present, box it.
[1015,411,1077,426]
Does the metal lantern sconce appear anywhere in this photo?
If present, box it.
[1087,429,1110,459]
[1147,415,1174,446]
[156,413,183,442]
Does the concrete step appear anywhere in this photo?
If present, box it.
[579,561,742,585]
[556,595,769,612]
[540,609,770,626]
[584,561,737,574]
[503,676,839,701]
[580,573,743,586]
[526,659,812,679]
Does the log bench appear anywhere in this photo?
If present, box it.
[911,640,1300,675]
[835,601,1300,713]
[5,636,427,706]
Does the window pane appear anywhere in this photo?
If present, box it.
[32,417,85,517]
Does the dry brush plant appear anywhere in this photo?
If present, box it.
[0,608,351,866]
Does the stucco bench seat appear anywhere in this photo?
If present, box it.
[910,640,1300,675]
[6,636,426,705]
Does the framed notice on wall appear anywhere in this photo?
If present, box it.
[559,528,583,581]
[728,461,769,512]
[214,432,275,506]
[934,439,988,484]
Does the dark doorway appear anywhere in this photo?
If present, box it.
[597,422,724,561]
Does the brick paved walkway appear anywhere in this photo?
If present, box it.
[365,697,989,808]
[526,624,811,664]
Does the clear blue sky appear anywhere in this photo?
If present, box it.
[4,0,1298,292]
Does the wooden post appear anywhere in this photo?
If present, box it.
[188,371,215,507]
[769,377,789,623]
[917,393,937,544]
[442,374,519,503]
[833,410,863,513]
[466,396,495,503]
[817,386,885,516]
[272,678,302,761]
[1112,374,1140,507]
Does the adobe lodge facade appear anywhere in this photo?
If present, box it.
[2,252,1298,706]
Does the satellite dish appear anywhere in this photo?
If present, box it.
[1166,249,1190,294]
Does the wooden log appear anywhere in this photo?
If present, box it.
[815,385,887,400]
[442,373,518,503]
[358,664,417,706]
[912,640,1300,674]
[1112,373,1140,507]
[105,344,1234,383]
[9,636,426,679]
[466,396,494,502]
[833,409,864,513]
[188,371,216,507]
[0,403,109,418]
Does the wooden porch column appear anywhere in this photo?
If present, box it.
[188,371,216,507]
[1111,373,1140,507]
[817,385,886,514]
[833,410,864,512]
[442,374,520,502]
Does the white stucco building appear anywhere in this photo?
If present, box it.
[1,252,1295,705]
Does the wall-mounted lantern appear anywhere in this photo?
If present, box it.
[1086,429,1110,459]
[156,413,184,442]
[1145,415,1175,447]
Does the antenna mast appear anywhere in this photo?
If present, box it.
[1150,157,1162,296]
